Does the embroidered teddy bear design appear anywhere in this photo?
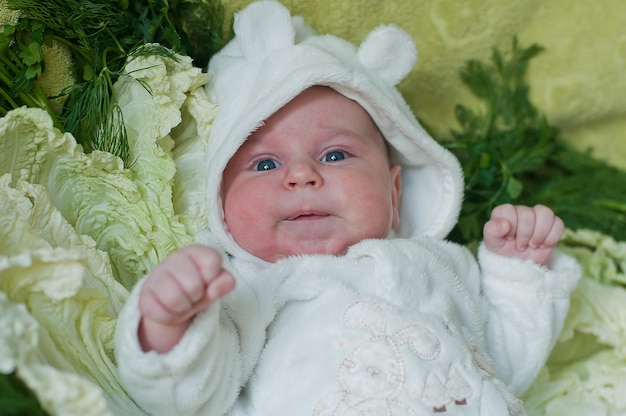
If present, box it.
[313,301,442,415]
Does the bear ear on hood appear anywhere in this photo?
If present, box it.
[358,25,417,87]
[233,0,295,61]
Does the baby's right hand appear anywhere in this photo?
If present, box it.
[137,245,235,353]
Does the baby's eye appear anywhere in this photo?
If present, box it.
[253,159,279,171]
[322,151,347,163]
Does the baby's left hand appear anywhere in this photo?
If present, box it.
[483,204,564,266]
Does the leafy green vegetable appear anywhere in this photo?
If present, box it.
[0,19,58,122]
[0,372,49,416]
[0,177,135,415]
[442,37,626,244]
[170,83,219,237]
[1,0,228,166]
[0,45,215,414]
[0,47,212,289]
[522,144,626,242]
[173,0,231,68]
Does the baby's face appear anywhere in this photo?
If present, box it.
[222,86,402,263]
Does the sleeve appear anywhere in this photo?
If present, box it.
[477,243,581,395]
[114,277,241,416]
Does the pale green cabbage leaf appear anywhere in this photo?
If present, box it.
[0,46,215,415]
[0,290,115,416]
[0,46,214,289]
[0,175,139,415]
[523,229,626,416]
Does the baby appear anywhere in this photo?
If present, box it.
[115,2,580,415]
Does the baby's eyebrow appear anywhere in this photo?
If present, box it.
[325,126,388,152]
[319,127,370,143]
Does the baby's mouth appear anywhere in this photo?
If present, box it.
[287,212,329,221]
[287,214,328,221]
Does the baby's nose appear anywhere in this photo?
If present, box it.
[284,159,323,188]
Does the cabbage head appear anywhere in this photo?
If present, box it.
[0,46,216,415]
[0,47,216,289]
[0,175,140,415]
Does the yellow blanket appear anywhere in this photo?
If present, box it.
[223,0,626,168]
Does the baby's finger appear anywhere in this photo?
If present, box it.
[489,204,517,239]
[139,275,193,324]
[149,271,195,315]
[527,205,555,248]
[184,245,224,284]
[543,215,565,248]
[513,206,536,250]
[179,271,236,316]
[483,218,511,248]
[159,249,207,304]
[206,270,236,302]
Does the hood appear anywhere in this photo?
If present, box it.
[204,0,464,262]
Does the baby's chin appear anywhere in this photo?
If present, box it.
[237,228,396,263]
[253,247,347,263]
[244,240,350,263]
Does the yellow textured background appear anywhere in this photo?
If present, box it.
[221,0,626,169]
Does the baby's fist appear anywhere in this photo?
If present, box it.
[483,204,564,266]
[139,245,235,326]
[137,245,236,353]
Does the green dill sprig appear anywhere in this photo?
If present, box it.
[2,0,229,166]
[5,0,180,166]
[441,37,626,244]
[60,66,131,164]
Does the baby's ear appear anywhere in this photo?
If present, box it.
[233,1,295,61]
[358,25,417,86]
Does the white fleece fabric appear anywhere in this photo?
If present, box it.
[114,1,581,415]
[116,238,580,415]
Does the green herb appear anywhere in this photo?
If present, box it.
[170,0,231,69]
[0,373,50,416]
[0,19,59,123]
[442,37,626,244]
[1,0,229,166]
[523,143,626,242]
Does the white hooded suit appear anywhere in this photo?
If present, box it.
[115,2,581,415]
